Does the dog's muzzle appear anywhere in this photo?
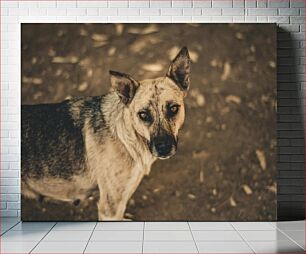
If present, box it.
[149,133,177,159]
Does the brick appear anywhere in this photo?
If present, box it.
[99,8,118,16]
[247,8,278,15]
[0,170,19,178]
[245,0,256,7]
[202,8,222,15]
[86,8,99,16]
[161,8,183,16]
[77,1,107,7]
[257,0,268,8]
[7,202,20,210]
[268,0,290,7]
[279,147,304,154]
[268,16,290,24]
[150,0,171,7]
[290,0,305,7]
[222,8,245,15]
[172,0,192,7]
[149,16,172,22]
[212,16,233,22]
[193,0,212,7]
[212,0,233,7]
[129,0,149,7]
[1,194,19,202]
[47,8,67,16]
[290,16,305,24]
[29,8,47,16]
[67,8,86,16]
[140,8,160,16]
[183,8,202,16]
[172,16,192,22]
[8,8,29,16]
[127,16,150,22]
[233,0,244,7]
[192,16,212,22]
[118,8,140,16]
[57,0,77,8]
[108,0,128,8]
[0,178,18,186]
[1,210,18,217]
[278,8,300,15]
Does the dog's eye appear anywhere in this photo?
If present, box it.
[138,111,152,123]
[168,105,180,117]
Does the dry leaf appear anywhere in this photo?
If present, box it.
[188,194,196,200]
[115,24,124,36]
[199,170,204,184]
[79,28,88,36]
[91,33,108,42]
[52,56,78,64]
[225,95,241,104]
[242,185,253,195]
[221,62,231,81]
[256,149,266,170]
[78,82,88,92]
[142,63,163,72]
[108,47,116,57]
[229,196,237,207]
[267,184,277,194]
[93,41,108,48]
[192,150,210,160]
[269,61,276,68]
[128,24,159,35]
[22,76,43,85]
[235,32,244,40]
[189,50,199,63]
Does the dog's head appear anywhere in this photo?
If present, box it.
[110,47,191,159]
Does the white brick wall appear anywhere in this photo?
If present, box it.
[0,0,305,218]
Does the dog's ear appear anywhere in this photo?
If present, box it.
[166,46,191,92]
[109,70,139,105]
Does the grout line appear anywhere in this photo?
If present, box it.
[187,222,200,254]
[276,227,305,251]
[0,220,21,236]
[142,222,145,254]
[29,222,57,254]
[83,222,97,254]
[230,222,256,254]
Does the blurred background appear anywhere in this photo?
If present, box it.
[22,23,277,221]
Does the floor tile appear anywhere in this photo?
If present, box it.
[145,222,189,230]
[52,222,96,231]
[143,241,198,253]
[1,217,21,223]
[1,230,47,242]
[197,241,253,253]
[32,241,87,253]
[282,230,305,241]
[90,230,143,241]
[249,240,304,253]
[96,222,143,231]
[144,230,193,241]
[42,230,92,242]
[239,230,290,241]
[276,221,305,231]
[192,230,242,241]
[232,222,275,231]
[85,241,142,253]
[189,222,234,231]
[0,241,37,253]
[12,222,55,231]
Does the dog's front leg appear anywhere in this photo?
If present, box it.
[96,172,143,221]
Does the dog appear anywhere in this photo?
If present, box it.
[21,47,191,220]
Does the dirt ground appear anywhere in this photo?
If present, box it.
[21,24,277,221]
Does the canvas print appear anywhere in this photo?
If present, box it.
[21,24,277,221]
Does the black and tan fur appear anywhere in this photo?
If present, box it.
[22,47,191,220]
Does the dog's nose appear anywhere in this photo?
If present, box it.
[152,134,177,158]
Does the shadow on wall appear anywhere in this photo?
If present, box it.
[277,27,305,221]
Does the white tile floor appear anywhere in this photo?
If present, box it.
[0,218,304,253]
